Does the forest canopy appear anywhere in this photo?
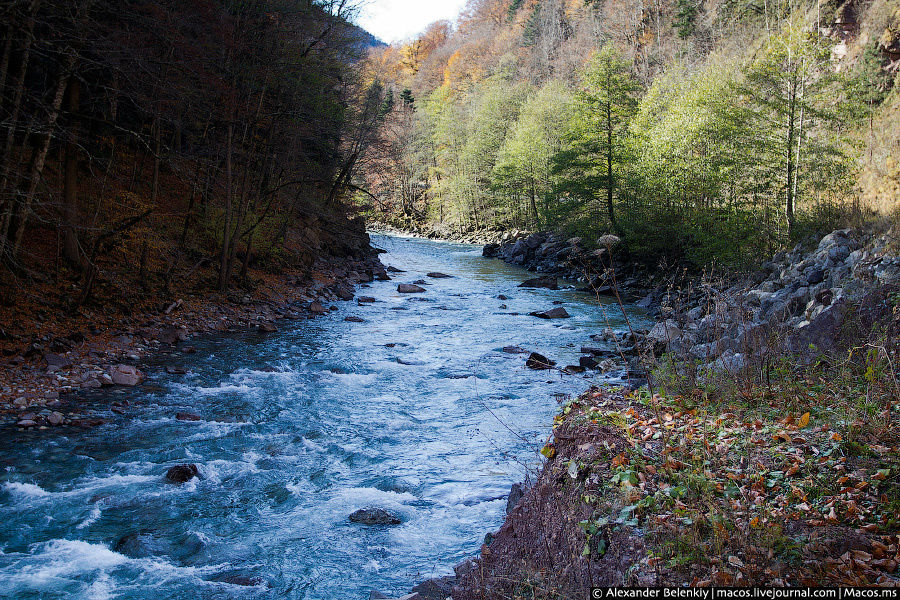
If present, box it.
[0,0,382,310]
[358,0,900,267]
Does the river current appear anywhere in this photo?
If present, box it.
[0,234,646,599]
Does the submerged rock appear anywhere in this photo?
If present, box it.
[345,316,366,323]
[427,272,453,278]
[175,412,203,421]
[502,346,528,354]
[348,507,402,525]
[165,464,200,483]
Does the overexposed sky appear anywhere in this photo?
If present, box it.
[356,0,468,44]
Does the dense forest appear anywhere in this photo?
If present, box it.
[0,0,382,318]
[359,0,900,267]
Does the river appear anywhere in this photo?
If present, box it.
[0,234,647,599]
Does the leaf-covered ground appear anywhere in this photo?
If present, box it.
[455,374,899,598]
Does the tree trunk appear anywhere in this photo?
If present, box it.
[784,74,798,238]
[218,122,233,291]
[7,53,74,261]
[605,98,619,235]
[62,76,83,268]
[0,1,39,243]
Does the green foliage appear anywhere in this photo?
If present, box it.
[552,47,641,235]
[366,7,874,271]
[845,42,892,115]
[674,0,699,38]
[493,81,574,228]
[400,88,415,109]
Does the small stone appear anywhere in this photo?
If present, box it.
[344,316,365,323]
[397,284,426,294]
[48,412,64,426]
[110,365,144,386]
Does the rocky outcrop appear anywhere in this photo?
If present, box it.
[484,231,625,297]
[638,229,899,375]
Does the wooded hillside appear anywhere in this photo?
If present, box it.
[359,0,900,267]
[0,0,379,319]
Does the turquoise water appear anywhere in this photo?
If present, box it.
[0,235,646,599]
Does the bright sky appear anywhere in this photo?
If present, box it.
[356,0,468,44]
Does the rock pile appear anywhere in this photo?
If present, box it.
[484,231,621,293]
[636,229,899,375]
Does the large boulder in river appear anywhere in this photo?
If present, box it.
[529,307,570,319]
[526,352,556,370]
[398,283,426,294]
[110,364,144,386]
[165,464,200,483]
[348,507,402,525]
[519,276,558,290]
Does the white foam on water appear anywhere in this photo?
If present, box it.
[179,420,253,444]
[192,383,257,396]
[201,455,262,485]
[286,480,314,497]
[76,502,103,529]
[3,482,50,498]
[364,558,382,572]
[322,372,378,386]
[300,437,326,452]
[333,486,418,507]
[11,539,127,586]
[85,573,115,600]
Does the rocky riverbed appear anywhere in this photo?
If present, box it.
[0,253,390,430]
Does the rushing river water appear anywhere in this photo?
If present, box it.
[0,234,647,600]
